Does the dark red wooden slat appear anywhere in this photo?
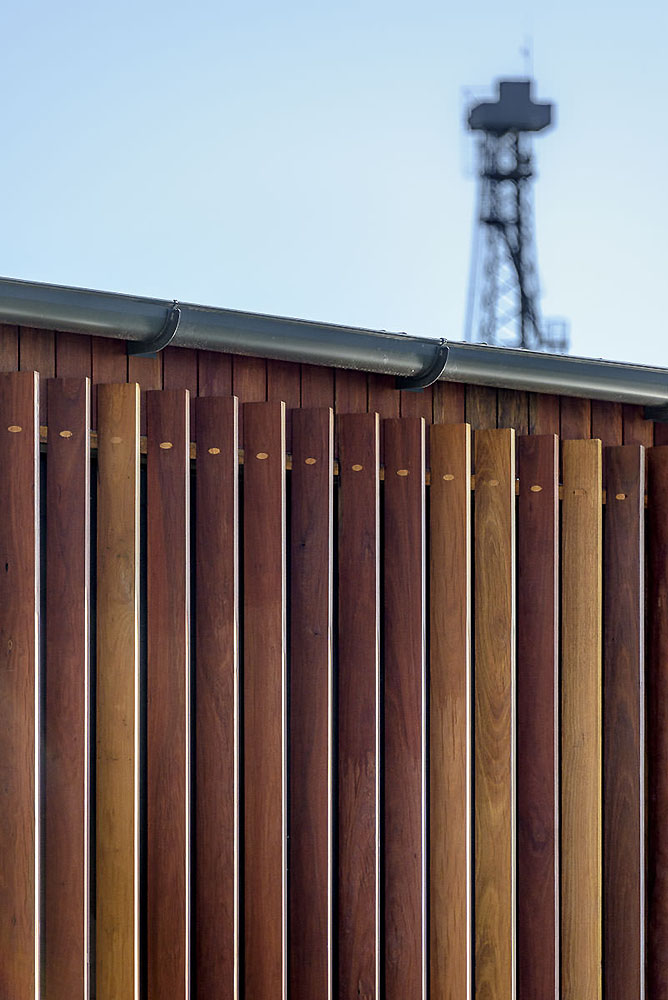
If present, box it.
[383,417,426,999]
[20,326,55,423]
[56,331,92,379]
[337,412,380,999]
[560,395,591,439]
[433,381,465,424]
[367,373,400,421]
[465,384,497,431]
[498,388,528,433]
[163,346,198,430]
[0,371,39,999]
[267,359,300,450]
[429,423,471,1000]
[289,407,333,1000]
[400,385,433,422]
[335,369,367,414]
[517,434,559,999]
[622,404,654,447]
[655,424,668,446]
[604,445,645,1000]
[198,350,232,396]
[146,389,190,998]
[243,401,286,999]
[591,400,622,448]
[0,323,19,371]
[528,392,559,435]
[44,378,91,999]
[300,364,334,409]
[194,396,239,999]
[127,354,162,434]
[233,355,266,445]
[646,446,668,996]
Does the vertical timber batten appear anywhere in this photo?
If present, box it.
[289,407,334,1000]
[44,377,91,999]
[383,417,427,1000]
[430,423,471,1000]
[561,438,602,1000]
[337,412,380,1000]
[243,401,287,1000]
[603,445,645,1000]
[146,389,191,1000]
[194,395,239,999]
[517,434,559,999]
[474,427,515,1000]
[96,382,140,1000]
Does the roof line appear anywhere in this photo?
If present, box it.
[0,274,666,408]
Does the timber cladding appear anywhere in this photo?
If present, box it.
[0,335,664,999]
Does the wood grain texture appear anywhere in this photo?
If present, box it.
[335,369,367,414]
[0,323,19,371]
[497,388,528,433]
[654,423,668,446]
[146,389,191,1000]
[163,347,198,429]
[337,412,380,1000]
[44,378,91,1000]
[93,337,129,429]
[433,381,465,425]
[197,350,232,397]
[517,434,559,1000]
[289,408,333,1000]
[267,359,300,450]
[591,400,622,448]
[622,403,654,447]
[383,418,426,1000]
[603,445,644,1000]
[400,385,432,423]
[233,356,266,445]
[561,438,602,1000]
[56,331,92,379]
[560,396,591,439]
[20,326,55,423]
[465,384,497,431]
[127,354,162,434]
[647,447,668,996]
[367,373,400,421]
[194,395,239,999]
[0,371,39,1000]
[430,423,471,1000]
[528,392,559,436]
[474,427,515,1000]
[96,382,140,1000]
[243,401,286,1000]
[300,364,334,409]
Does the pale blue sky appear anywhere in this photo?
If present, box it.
[1,0,666,365]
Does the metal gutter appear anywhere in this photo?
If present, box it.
[0,274,666,407]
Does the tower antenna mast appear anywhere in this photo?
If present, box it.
[465,78,569,352]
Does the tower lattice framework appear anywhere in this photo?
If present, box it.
[465,79,569,353]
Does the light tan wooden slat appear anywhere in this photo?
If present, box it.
[561,438,602,1000]
[474,427,515,1000]
[0,371,39,1000]
[430,423,471,1000]
[96,383,140,1000]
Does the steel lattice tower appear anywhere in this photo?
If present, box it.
[465,79,569,352]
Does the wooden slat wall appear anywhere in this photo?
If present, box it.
[603,445,645,1000]
[2,337,667,998]
[96,383,140,1000]
[289,408,334,1000]
[561,439,603,1000]
[337,413,380,1000]
[194,395,239,999]
[429,423,471,1000]
[0,372,39,1000]
[474,428,515,1000]
[383,418,426,1000]
[243,401,287,1000]
[44,378,91,1000]
[517,434,559,999]
[146,390,191,998]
